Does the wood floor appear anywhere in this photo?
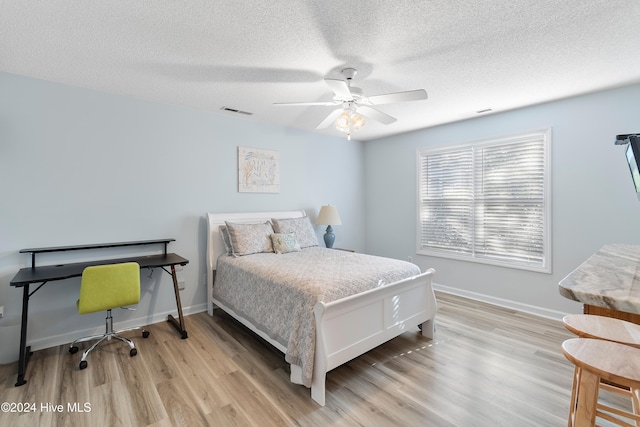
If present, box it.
[0,292,629,426]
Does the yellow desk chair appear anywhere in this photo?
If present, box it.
[69,262,149,370]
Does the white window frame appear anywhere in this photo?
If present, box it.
[416,129,552,273]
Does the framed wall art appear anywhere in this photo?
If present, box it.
[238,146,280,193]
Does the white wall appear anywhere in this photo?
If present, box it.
[0,71,365,351]
[364,83,640,318]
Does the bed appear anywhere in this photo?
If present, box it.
[206,210,436,406]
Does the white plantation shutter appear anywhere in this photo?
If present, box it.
[417,130,551,272]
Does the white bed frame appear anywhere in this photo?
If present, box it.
[206,211,437,406]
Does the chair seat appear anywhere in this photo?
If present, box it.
[562,314,640,348]
[563,338,640,387]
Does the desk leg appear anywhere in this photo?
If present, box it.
[15,284,32,386]
[167,265,188,339]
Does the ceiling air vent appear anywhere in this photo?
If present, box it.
[220,106,253,116]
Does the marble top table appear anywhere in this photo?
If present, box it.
[559,244,640,315]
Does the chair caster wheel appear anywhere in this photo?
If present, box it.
[142,330,150,338]
[79,360,88,370]
[69,346,79,354]
[130,348,137,357]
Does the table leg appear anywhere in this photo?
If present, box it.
[167,265,188,339]
[15,284,32,386]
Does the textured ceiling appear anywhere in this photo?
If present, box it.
[2,1,640,141]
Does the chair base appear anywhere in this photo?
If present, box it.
[69,309,149,369]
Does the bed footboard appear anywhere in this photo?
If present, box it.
[311,268,436,406]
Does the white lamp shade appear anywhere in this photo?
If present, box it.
[316,205,342,225]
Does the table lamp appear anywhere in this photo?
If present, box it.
[316,205,342,248]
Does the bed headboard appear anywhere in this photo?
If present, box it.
[205,210,307,314]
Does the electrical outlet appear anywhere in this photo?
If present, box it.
[0,305,4,319]
[177,280,185,291]
[408,256,413,262]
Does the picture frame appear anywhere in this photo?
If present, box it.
[238,146,280,193]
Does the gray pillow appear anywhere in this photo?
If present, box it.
[271,216,318,248]
[224,221,275,256]
[219,225,233,254]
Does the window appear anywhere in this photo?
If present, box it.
[417,129,551,272]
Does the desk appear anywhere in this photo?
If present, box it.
[10,239,189,387]
[559,244,640,322]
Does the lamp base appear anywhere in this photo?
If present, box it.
[323,225,335,248]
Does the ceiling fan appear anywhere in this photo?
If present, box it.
[274,68,428,139]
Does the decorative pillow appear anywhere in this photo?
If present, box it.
[224,221,275,256]
[271,216,318,248]
[270,233,301,254]
[219,225,233,254]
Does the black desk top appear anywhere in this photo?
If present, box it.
[19,238,175,254]
[10,253,188,287]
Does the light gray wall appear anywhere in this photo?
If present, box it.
[0,71,365,351]
[3,70,639,353]
[364,83,640,317]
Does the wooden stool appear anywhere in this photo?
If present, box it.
[563,315,640,424]
[562,338,640,427]
[563,314,640,348]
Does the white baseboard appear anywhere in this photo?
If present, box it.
[29,302,208,352]
[432,282,567,321]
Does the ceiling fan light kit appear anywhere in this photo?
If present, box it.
[274,68,428,140]
[335,101,366,140]
[335,111,351,131]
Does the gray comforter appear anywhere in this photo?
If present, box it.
[213,247,421,387]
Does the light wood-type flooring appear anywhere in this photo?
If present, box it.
[0,292,631,426]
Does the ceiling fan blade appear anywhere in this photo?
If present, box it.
[367,89,428,105]
[274,101,337,106]
[324,78,352,100]
[357,105,397,125]
[315,108,344,129]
